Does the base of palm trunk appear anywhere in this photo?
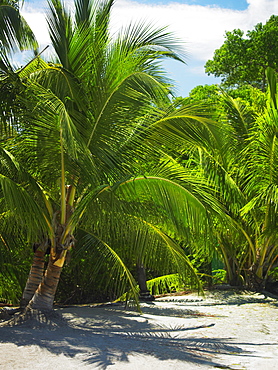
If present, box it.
[139,290,155,301]
[0,306,66,329]
[0,307,21,321]
[265,280,278,295]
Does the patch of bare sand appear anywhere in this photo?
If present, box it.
[0,291,278,369]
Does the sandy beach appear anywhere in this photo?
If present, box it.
[0,290,277,369]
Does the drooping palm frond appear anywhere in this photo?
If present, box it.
[68,172,214,293]
[74,202,203,302]
[0,172,52,240]
[0,0,37,53]
[146,273,186,296]
[78,231,140,308]
[139,102,223,153]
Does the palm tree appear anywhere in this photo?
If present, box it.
[237,68,278,289]
[0,0,39,305]
[182,69,278,290]
[0,0,224,312]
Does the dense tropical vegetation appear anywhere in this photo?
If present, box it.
[0,0,222,312]
[205,15,278,91]
[185,77,278,290]
[1,2,278,316]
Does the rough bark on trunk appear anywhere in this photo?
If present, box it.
[20,248,45,309]
[28,256,63,311]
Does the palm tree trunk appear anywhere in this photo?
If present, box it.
[137,263,154,301]
[226,257,243,287]
[20,247,45,309]
[28,255,64,311]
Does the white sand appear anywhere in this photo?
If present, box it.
[0,290,278,369]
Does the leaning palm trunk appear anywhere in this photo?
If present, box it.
[20,246,46,309]
[28,256,64,311]
[27,223,75,311]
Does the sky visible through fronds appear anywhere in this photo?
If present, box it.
[21,0,277,96]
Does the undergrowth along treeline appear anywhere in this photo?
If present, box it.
[1,1,278,308]
[176,75,278,292]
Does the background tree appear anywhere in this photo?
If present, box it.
[205,15,278,91]
[179,69,278,289]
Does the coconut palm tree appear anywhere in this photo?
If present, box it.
[181,69,278,290]
[237,68,278,289]
[0,0,225,312]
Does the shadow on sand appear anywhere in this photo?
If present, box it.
[0,302,273,369]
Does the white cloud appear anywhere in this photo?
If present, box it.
[21,0,278,75]
[23,12,50,45]
[22,2,50,46]
[246,0,278,24]
[111,0,278,63]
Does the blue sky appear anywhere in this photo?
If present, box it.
[140,0,248,9]
[22,0,278,96]
[26,0,248,10]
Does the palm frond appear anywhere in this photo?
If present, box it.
[79,232,140,308]
[0,1,37,53]
[0,174,51,239]
[47,0,73,69]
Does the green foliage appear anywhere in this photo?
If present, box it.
[189,84,220,103]
[171,69,278,290]
[268,267,278,281]
[0,273,22,304]
[225,85,267,114]
[211,269,227,284]
[205,15,278,91]
[1,0,223,307]
[6,0,278,306]
[194,69,278,288]
[0,0,37,54]
[146,274,186,295]
[0,232,31,304]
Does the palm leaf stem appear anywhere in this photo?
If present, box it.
[17,45,49,76]
[0,233,9,250]
[256,237,272,279]
[122,176,207,211]
[67,183,76,207]
[60,125,66,225]
[229,217,256,261]
[216,239,234,284]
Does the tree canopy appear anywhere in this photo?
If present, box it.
[0,0,222,310]
[3,1,278,312]
[205,15,278,91]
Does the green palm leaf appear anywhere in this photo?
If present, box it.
[0,0,37,53]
